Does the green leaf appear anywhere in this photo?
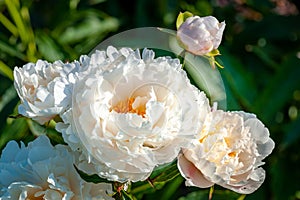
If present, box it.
[26,119,65,145]
[270,151,300,200]
[130,161,179,198]
[184,52,227,109]
[178,189,208,200]
[130,180,165,197]
[253,54,300,123]
[74,165,114,184]
[218,48,257,110]
[0,87,19,134]
[0,40,26,60]
[57,11,118,44]
[176,11,193,29]
[150,161,179,183]
[0,85,17,113]
[113,190,135,200]
[281,115,300,150]
[120,190,134,200]
[27,119,47,136]
[157,175,183,200]
[0,118,32,151]
[178,189,241,200]
[35,31,65,61]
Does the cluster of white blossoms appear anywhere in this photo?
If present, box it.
[1,14,275,199]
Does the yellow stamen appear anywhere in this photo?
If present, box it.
[228,152,236,157]
[111,97,146,117]
[199,136,206,143]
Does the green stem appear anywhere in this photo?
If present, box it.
[237,194,247,200]
[209,185,214,200]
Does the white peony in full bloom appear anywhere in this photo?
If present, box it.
[57,46,210,182]
[177,16,225,55]
[0,135,114,200]
[178,110,275,194]
[13,59,80,125]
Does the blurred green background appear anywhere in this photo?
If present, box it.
[0,0,300,199]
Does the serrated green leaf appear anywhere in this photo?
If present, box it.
[176,11,193,29]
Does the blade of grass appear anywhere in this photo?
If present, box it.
[0,60,13,80]
[0,40,26,60]
[20,5,37,61]
[0,85,17,112]
[5,0,29,44]
[0,12,18,37]
[251,45,280,70]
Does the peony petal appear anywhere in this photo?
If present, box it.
[220,168,266,194]
[178,154,214,188]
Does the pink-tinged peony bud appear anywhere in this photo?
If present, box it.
[177,16,225,55]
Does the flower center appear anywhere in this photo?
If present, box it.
[111,97,147,117]
[228,151,236,157]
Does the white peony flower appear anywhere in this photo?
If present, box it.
[57,46,210,182]
[178,110,275,194]
[0,135,114,200]
[177,16,225,55]
[13,59,80,124]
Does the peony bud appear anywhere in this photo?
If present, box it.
[177,16,225,55]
